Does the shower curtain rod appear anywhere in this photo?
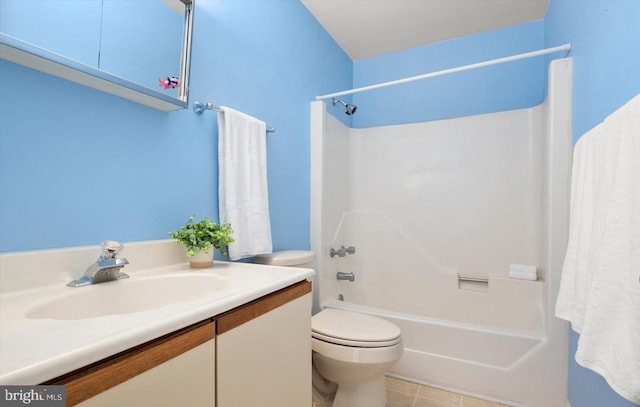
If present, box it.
[315,43,572,101]
[193,101,276,133]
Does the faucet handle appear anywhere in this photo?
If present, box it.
[100,240,124,259]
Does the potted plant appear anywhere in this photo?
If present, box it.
[169,215,234,268]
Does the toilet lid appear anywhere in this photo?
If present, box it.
[312,308,401,347]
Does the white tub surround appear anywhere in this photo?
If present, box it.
[0,239,314,385]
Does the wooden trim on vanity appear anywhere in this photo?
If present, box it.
[217,280,312,335]
[44,319,216,406]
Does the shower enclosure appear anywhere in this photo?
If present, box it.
[310,58,572,407]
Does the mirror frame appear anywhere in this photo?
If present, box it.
[0,0,194,112]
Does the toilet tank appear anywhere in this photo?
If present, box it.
[254,250,315,269]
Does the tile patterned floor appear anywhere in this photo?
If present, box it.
[313,376,508,407]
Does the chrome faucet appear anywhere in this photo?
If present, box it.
[330,245,356,258]
[67,241,129,287]
[336,271,355,282]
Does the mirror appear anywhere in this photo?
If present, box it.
[0,0,193,111]
[100,1,185,99]
[0,1,101,67]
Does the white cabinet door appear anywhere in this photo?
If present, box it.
[217,282,312,407]
[54,321,216,407]
[78,339,215,407]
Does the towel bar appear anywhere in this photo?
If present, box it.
[193,101,276,133]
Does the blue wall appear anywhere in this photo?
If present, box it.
[545,1,640,406]
[545,0,640,143]
[0,0,352,253]
[352,21,547,127]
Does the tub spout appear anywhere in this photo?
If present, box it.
[336,272,355,282]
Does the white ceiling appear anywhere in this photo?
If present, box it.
[300,0,550,61]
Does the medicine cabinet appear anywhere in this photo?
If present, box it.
[0,0,193,112]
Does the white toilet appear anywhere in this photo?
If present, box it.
[255,250,404,407]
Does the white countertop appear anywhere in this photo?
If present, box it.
[0,257,314,384]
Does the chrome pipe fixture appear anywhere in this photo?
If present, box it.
[336,272,355,282]
[332,98,357,115]
[67,241,129,287]
[330,245,356,258]
[193,101,220,114]
[193,101,276,133]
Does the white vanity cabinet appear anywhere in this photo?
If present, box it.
[216,280,312,407]
[44,280,312,407]
[48,320,216,407]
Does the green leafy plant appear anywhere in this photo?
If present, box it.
[169,215,234,257]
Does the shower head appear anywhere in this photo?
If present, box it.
[332,98,358,115]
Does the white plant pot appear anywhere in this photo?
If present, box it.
[189,249,214,269]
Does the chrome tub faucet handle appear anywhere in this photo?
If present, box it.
[330,245,356,258]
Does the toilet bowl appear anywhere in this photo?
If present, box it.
[312,308,403,407]
[255,251,404,407]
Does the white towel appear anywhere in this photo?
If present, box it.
[218,106,273,260]
[555,93,640,404]
[508,264,537,281]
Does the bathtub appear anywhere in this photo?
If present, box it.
[322,297,554,406]
[322,298,544,370]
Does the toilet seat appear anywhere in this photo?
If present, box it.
[312,308,402,348]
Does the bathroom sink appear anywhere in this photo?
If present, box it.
[27,273,228,320]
